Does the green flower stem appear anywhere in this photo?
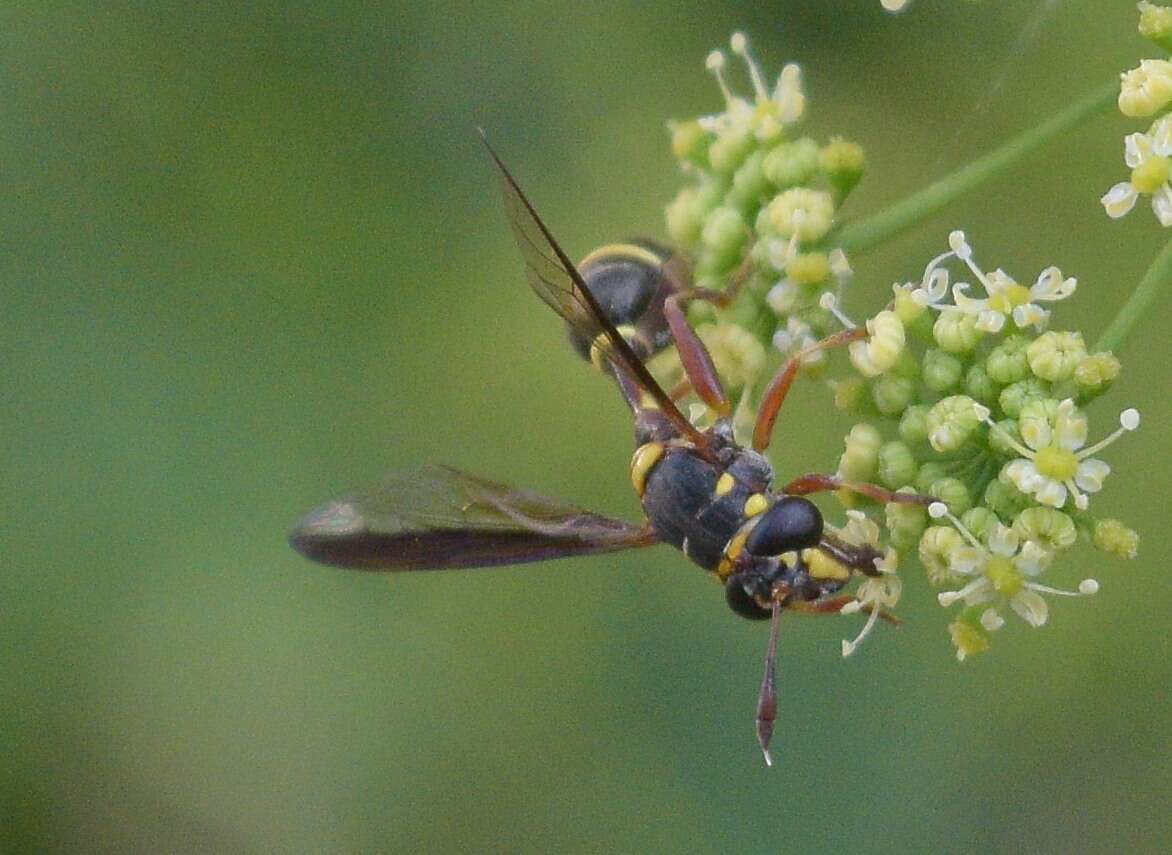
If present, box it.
[1095,234,1172,352]
[836,80,1118,255]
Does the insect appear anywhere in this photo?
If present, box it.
[290,134,928,764]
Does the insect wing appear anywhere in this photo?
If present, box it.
[480,133,705,445]
[290,464,658,571]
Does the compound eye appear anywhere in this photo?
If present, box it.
[724,574,773,621]
[743,496,823,557]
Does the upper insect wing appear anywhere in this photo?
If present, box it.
[290,464,659,571]
[480,133,705,445]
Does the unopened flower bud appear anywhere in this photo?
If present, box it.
[959,507,999,543]
[819,137,865,195]
[878,440,917,488]
[669,119,710,167]
[926,395,986,453]
[965,362,1000,405]
[838,423,883,481]
[933,310,983,353]
[831,377,869,413]
[929,477,971,515]
[871,374,915,416]
[762,138,819,187]
[984,476,1032,519]
[1073,351,1121,396]
[1013,507,1077,552]
[766,188,835,241]
[898,404,930,444]
[922,348,964,392]
[1139,1,1172,52]
[1119,59,1172,117]
[986,335,1031,384]
[727,151,769,213]
[886,490,928,552]
[1027,331,1087,382]
[850,310,905,377]
[708,127,753,174]
[948,618,991,662]
[1093,518,1139,559]
[700,206,748,271]
[999,378,1049,418]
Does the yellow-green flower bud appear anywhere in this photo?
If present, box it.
[898,404,930,444]
[929,477,971,515]
[1027,331,1087,382]
[708,127,754,175]
[920,525,965,586]
[766,188,835,241]
[926,395,986,453]
[1092,518,1139,559]
[893,286,927,326]
[831,377,869,413]
[960,507,999,543]
[787,252,830,286]
[998,378,1049,418]
[948,618,991,662]
[871,374,915,416]
[849,310,905,377]
[696,322,765,389]
[700,205,747,271]
[965,363,1000,405]
[762,138,820,188]
[666,187,704,247]
[1139,1,1172,52]
[915,462,948,495]
[1013,507,1077,552]
[837,423,883,481]
[886,490,928,552]
[986,335,1031,384]
[922,348,964,392]
[878,440,917,488]
[669,119,710,167]
[933,309,983,353]
[819,137,865,195]
[985,474,1032,518]
[1073,351,1121,396]
[1119,59,1172,118]
[727,151,770,214]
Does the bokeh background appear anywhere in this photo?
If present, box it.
[4,1,1169,852]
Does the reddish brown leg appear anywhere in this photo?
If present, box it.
[752,328,867,452]
[668,376,693,402]
[783,473,933,506]
[788,595,902,626]
[664,289,732,417]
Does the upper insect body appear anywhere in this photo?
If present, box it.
[630,410,862,621]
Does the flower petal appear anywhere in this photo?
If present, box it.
[1101,182,1139,219]
[1074,458,1111,493]
[1034,478,1068,508]
[1010,589,1049,627]
[1153,184,1172,227]
[986,523,1019,558]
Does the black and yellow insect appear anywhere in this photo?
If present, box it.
[290,134,927,763]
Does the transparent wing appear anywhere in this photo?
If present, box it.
[480,132,704,445]
[290,464,659,571]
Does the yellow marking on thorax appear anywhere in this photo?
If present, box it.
[590,324,639,372]
[803,548,851,583]
[630,442,665,496]
[743,493,769,518]
[714,472,735,497]
[714,515,763,582]
[579,243,665,271]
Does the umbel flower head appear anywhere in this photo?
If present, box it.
[665,31,866,399]
[827,231,1139,660]
[1104,2,1172,226]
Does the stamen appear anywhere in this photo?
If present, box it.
[819,291,857,329]
[1024,578,1099,597]
[938,577,987,607]
[1065,480,1089,510]
[947,230,993,292]
[775,64,804,122]
[981,415,1034,459]
[706,50,735,106]
[841,604,881,657]
[1076,408,1140,459]
[730,32,768,101]
[929,502,983,550]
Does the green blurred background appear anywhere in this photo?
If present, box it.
[4,1,1169,852]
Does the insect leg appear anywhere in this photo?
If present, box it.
[781,473,933,507]
[663,288,733,417]
[755,595,783,768]
[788,595,902,625]
[751,327,867,452]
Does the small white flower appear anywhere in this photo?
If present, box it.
[1118,59,1172,118]
[771,317,824,366]
[881,0,910,11]
[929,504,1098,629]
[906,231,1075,332]
[847,310,904,377]
[1101,117,1172,227]
[834,510,901,657]
[700,32,804,139]
[986,401,1140,510]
